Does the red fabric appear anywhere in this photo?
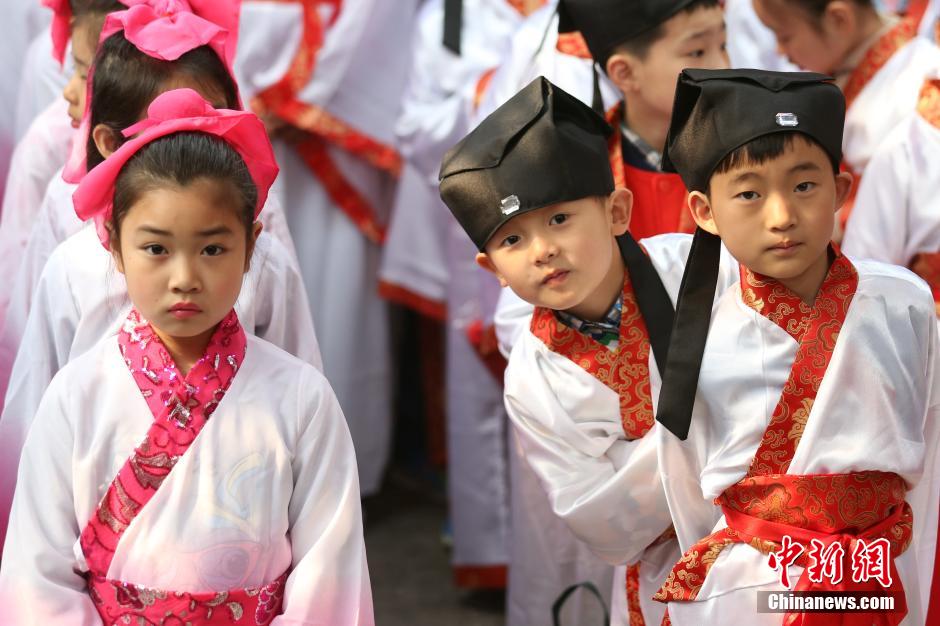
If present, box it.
[42,0,76,65]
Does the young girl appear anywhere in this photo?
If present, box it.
[0,0,318,550]
[0,88,373,625]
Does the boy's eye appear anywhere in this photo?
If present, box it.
[795,181,816,193]
[501,234,520,247]
[548,213,568,226]
[203,245,225,256]
[735,191,760,201]
[143,244,167,255]
[688,49,706,58]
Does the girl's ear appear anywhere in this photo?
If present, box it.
[108,223,126,274]
[244,221,263,273]
[92,124,121,160]
[688,191,719,235]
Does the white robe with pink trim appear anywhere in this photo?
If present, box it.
[0,224,322,551]
[0,331,371,625]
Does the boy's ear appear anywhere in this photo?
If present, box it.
[92,124,120,160]
[607,187,633,236]
[605,51,638,96]
[475,252,508,287]
[688,191,719,235]
[244,221,264,273]
[833,170,854,211]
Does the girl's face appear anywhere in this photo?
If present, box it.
[112,178,260,354]
[63,19,98,128]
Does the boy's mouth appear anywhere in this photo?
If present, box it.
[542,269,570,286]
[769,240,802,254]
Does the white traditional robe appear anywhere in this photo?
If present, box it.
[0,331,372,625]
[843,112,940,267]
[724,0,797,71]
[0,99,75,328]
[0,224,322,550]
[235,0,418,496]
[14,32,68,140]
[501,234,738,626]
[657,259,940,626]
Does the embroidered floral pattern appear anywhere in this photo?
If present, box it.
[842,18,917,113]
[530,272,654,439]
[556,31,591,59]
[916,78,940,129]
[625,564,646,626]
[655,256,913,625]
[81,310,289,623]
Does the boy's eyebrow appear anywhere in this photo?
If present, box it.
[788,162,823,174]
[680,22,726,42]
[730,171,761,185]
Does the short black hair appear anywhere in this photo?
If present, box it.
[614,0,721,60]
[110,132,257,249]
[86,31,240,171]
[707,132,840,194]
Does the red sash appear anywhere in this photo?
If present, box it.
[531,269,668,626]
[81,310,288,625]
[654,254,913,625]
[606,104,695,241]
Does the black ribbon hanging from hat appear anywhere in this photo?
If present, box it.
[443,0,463,54]
[654,227,722,440]
[617,233,674,378]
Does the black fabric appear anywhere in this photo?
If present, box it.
[654,228,722,440]
[618,233,674,378]
[591,66,603,115]
[443,0,463,54]
[662,69,845,192]
[557,0,698,65]
[439,76,614,250]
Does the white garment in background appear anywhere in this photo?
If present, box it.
[14,32,69,141]
[658,260,940,626]
[724,0,798,71]
[0,331,372,625]
[0,224,322,550]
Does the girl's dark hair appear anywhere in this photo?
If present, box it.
[69,1,126,55]
[110,132,257,250]
[86,31,240,171]
[787,0,874,23]
[708,132,839,194]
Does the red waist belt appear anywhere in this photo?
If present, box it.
[87,570,288,625]
[654,471,912,626]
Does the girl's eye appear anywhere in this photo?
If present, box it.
[548,213,568,226]
[795,181,816,193]
[501,235,520,247]
[688,49,706,58]
[735,191,760,201]
[144,244,166,255]
[203,245,225,256]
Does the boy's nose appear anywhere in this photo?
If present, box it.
[766,194,796,230]
[531,236,558,264]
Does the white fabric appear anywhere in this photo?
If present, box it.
[724,0,798,71]
[232,2,305,102]
[0,332,373,625]
[843,37,940,175]
[0,224,323,549]
[275,143,393,497]
[0,99,74,328]
[843,113,940,265]
[473,2,621,126]
[14,33,69,141]
[0,167,296,396]
[502,234,739,624]
[920,0,939,41]
[658,260,940,625]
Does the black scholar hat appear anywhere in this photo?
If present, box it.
[439,76,614,251]
[557,0,700,66]
[662,68,846,193]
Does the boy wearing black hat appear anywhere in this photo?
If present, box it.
[440,75,738,626]
[557,0,728,240]
[652,68,940,625]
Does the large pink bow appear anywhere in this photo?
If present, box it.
[73,89,279,250]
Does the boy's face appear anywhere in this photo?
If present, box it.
[753,0,853,74]
[476,191,632,318]
[689,136,853,301]
[608,5,728,126]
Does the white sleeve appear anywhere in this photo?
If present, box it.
[247,235,324,372]
[0,372,101,625]
[275,366,374,626]
[503,340,673,566]
[0,250,80,548]
[841,122,912,265]
[493,286,533,359]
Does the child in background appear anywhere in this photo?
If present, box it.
[0,89,372,626]
[653,68,939,625]
[440,76,737,626]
